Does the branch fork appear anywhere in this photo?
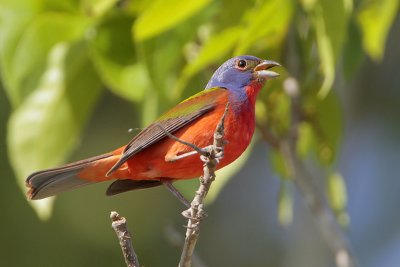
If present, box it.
[111,104,229,267]
[110,211,140,267]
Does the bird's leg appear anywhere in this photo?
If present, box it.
[161,179,191,208]
[165,150,198,162]
[165,145,213,162]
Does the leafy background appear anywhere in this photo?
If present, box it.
[1,0,399,266]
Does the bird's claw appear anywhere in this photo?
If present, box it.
[181,205,208,220]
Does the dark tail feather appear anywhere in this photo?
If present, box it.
[26,153,112,200]
[106,179,162,196]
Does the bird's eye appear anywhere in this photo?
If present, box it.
[236,59,247,70]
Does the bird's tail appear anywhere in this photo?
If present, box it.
[26,153,117,200]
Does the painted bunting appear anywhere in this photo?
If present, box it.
[26,55,280,200]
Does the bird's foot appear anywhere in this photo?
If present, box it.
[181,204,208,221]
[162,180,191,208]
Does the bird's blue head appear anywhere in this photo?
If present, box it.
[205,55,280,91]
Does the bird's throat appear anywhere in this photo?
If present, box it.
[245,82,264,107]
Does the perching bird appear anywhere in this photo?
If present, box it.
[26,55,280,201]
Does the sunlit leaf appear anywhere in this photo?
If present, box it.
[6,12,89,106]
[357,0,399,61]
[308,0,347,98]
[175,26,242,97]
[314,91,342,164]
[140,26,200,102]
[234,0,294,54]
[327,172,347,212]
[108,62,149,101]
[134,13,214,124]
[300,0,317,11]
[343,0,353,14]
[296,121,315,158]
[90,14,148,102]
[0,1,41,107]
[278,180,293,226]
[313,15,335,99]
[8,43,102,219]
[319,0,348,58]
[82,0,119,17]
[133,0,211,41]
[327,172,349,226]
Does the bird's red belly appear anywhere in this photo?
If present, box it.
[126,104,255,180]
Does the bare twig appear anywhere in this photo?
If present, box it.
[178,104,229,267]
[165,225,208,267]
[110,211,140,267]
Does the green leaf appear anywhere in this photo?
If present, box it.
[327,172,347,212]
[319,0,348,59]
[342,20,365,78]
[216,0,256,29]
[314,91,342,164]
[265,90,291,136]
[296,121,315,158]
[278,180,293,226]
[133,0,211,41]
[82,0,119,17]
[89,14,148,102]
[313,15,335,99]
[8,42,102,219]
[174,26,242,97]
[141,89,159,126]
[138,23,202,102]
[357,0,399,61]
[271,150,292,179]
[4,12,90,106]
[0,1,41,107]
[308,0,348,98]
[234,0,294,54]
[327,172,349,226]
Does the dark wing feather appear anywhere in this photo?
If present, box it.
[105,103,214,176]
[106,179,163,196]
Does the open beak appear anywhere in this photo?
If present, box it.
[254,60,281,80]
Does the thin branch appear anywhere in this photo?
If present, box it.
[165,225,208,267]
[282,140,356,267]
[178,104,229,267]
[260,77,357,267]
[110,211,140,267]
[256,121,280,150]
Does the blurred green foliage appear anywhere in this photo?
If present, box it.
[0,0,399,265]
[1,0,398,219]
